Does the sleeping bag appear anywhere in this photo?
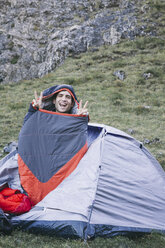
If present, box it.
[18,85,88,205]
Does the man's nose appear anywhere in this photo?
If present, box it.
[61,96,67,101]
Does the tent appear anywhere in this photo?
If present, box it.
[0,122,165,239]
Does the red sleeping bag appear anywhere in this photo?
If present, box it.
[0,187,32,215]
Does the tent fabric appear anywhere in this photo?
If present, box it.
[0,150,21,191]
[6,123,164,239]
[87,128,165,238]
[0,208,12,234]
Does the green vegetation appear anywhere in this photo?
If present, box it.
[0,0,165,247]
[0,231,165,248]
[10,54,19,64]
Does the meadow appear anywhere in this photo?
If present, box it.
[0,0,165,247]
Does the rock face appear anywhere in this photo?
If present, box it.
[0,0,143,83]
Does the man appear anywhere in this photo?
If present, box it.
[24,84,88,124]
[33,89,88,115]
[18,84,89,205]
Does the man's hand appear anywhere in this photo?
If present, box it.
[32,91,43,109]
[77,100,88,115]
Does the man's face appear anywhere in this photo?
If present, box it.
[53,90,74,113]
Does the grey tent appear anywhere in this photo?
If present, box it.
[0,122,165,239]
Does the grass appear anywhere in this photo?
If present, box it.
[0,0,165,247]
[1,231,165,248]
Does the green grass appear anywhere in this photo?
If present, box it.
[0,0,165,247]
[0,231,165,248]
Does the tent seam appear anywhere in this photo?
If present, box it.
[85,127,106,240]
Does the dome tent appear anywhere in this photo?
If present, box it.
[0,122,165,239]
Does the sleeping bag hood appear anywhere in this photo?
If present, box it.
[40,84,79,114]
[23,84,80,124]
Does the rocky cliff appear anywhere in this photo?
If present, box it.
[0,0,147,83]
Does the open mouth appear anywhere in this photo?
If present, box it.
[59,103,67,107]
[59,102,68,109]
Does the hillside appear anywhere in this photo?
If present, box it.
[0,0,163,84]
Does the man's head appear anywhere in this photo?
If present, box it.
[53,90,74,113]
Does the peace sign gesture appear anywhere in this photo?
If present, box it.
[77,100,88,115]
[32,91,43,109]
